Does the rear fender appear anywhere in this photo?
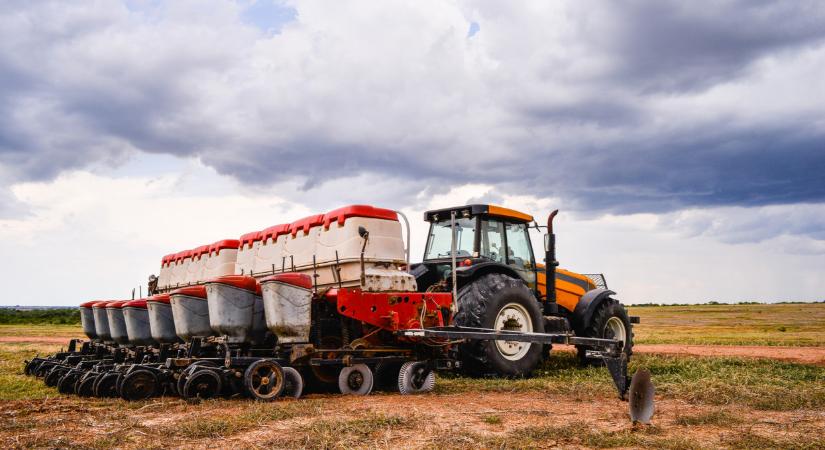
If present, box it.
[455,262,522,288]
[571,288,616,333]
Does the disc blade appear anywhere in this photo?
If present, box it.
[628,369,655,424]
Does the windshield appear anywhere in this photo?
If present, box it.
[424,217,475,260]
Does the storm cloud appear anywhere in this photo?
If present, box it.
[1,0,824,222]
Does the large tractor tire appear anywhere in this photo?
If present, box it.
[453,273,544,378]
[576,298,633,366]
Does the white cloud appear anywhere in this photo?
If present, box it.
[2,156,824,306]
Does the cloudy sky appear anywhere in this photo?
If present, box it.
[1,0,824,306]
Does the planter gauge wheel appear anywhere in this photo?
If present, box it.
[244,359,285,401]
[338,364,374,396]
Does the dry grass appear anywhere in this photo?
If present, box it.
[629,303,825,346]
[0,324,84,339]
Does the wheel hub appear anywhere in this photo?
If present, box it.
[605,317,626,345]
[494,302,533,361]
[348,372,364,389]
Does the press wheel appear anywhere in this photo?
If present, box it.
[120,369,158,401]
[93,372,120,398]
[76,374,97,397]
[397,361,435,395]
[182,369,223,401]
[57,371,80,395]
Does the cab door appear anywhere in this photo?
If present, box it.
[503,221,537,292]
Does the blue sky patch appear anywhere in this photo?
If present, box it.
[467,21,480,38]
[241,0,297,34]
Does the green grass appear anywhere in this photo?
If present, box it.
[629,303,825,346]
[0,308,80,325]
[439,352,825,411]
[0,344,66,400]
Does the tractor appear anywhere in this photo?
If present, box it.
[412,204,637,377]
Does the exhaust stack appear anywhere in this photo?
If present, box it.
[545,210,559,310]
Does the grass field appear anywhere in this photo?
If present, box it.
[628,303,825,346]
[1,303,824,449]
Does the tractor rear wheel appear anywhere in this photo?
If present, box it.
[453,273,544,377]
[576,298,633,366]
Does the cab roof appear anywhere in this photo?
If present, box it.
[423,204,534,223]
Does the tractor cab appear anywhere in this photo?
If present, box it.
[417,204,540,296]
[416,204,604,317]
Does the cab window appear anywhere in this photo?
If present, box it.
[424,217,475,260]
[505,222,533,270]
[479,219,505,263]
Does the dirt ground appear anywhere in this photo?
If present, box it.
[3,389,823,449]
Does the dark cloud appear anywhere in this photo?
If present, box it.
[604,1,825,92]
[557,125,825,213]
[1,0,824,245]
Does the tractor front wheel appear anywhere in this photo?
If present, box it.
[453,273,544,377]
[576,298,633,366]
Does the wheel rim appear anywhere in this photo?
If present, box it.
[494,302,533,361]
[245,361,284,400]
[338,364,374,395]
[604,317,627,345]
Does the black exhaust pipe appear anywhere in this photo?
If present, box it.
[545,210,559,312]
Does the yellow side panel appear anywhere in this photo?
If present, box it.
[536,265,595,312]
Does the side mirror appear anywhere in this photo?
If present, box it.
[358,226,369,239]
